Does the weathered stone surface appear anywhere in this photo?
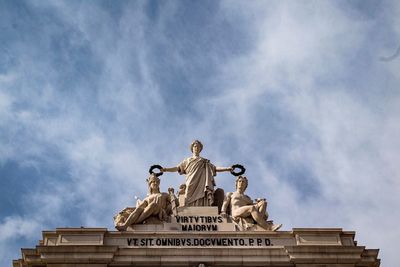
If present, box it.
[177,206,219,215]
[14,227,379,267]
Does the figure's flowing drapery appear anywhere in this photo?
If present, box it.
[178,156,216,206]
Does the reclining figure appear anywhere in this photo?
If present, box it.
[221,176,281,231]
[115,174,172,231]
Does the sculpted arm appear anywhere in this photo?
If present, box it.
[215,166,233,172]
[221,192,233,215]
[162,166,179,172]
[163,160,185,173]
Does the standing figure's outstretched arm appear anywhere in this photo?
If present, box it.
[162,166,179,172]
[216,166,233,172]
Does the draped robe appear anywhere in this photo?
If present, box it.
[178,156,216,206]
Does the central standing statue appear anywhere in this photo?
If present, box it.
[162,140,232,207]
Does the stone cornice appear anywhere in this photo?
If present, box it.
[13,227,380,267]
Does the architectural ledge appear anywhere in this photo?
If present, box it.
[13,227,380,267]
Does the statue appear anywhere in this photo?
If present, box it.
[162,140,232,207]
[114,140,281,232]
[115,174,172,231]
[221,176,282,231]
[113,207,135,228]
[177,184,186,207]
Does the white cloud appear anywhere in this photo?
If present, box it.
[206,1,400,264]
[2,1,399,266]
[0,216,40,242]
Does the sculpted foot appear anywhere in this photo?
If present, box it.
[115,225,127,231]
[270,224,282,231]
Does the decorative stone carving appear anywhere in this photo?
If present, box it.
[114,174,172,231]
[177,183,186,207]
[162,140,232,207]
[113,207,135,228]
[114,141,281,232]
[168,187,179,215]
[221,176,281,231]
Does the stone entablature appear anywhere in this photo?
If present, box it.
[14,227,379,267]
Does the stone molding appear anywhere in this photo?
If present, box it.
[13,227,380,267]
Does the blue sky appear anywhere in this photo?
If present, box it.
[1,0,399,266]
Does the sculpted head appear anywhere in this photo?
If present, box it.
[190,140,203,154]
[235,176,248,191]
[146,174,161,194]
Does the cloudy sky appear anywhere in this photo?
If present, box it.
[1,0,399,266]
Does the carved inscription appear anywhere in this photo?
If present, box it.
[175,215,223,231]
[126,237,272,247]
